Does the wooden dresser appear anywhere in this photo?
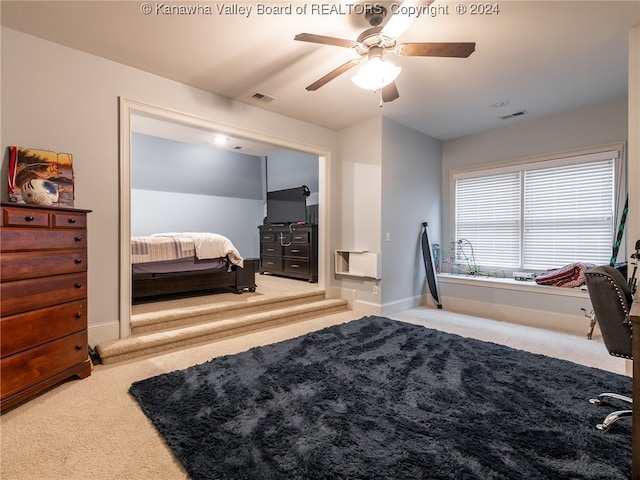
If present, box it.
[258,224,318,282]
[1,202,92,411]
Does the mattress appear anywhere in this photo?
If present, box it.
[131,256,228,275]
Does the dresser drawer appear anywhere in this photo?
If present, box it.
[51,211,86,229]
[261,256,283,272]
[284,244,309,258]
[0,330,88,400]
[0,272,87,316]
[260,232,276,243]
[1,228,87,252]
[1,300,87,357]
[1,250,87,281]
[291,231,310,243]
[261,244,282,256]
[2,207,49,227]
[284,258,310,274]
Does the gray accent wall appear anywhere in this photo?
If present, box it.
[132,133,264,198]
[130,133,319,257]
[381,118,442,310]
[266,149,319,199]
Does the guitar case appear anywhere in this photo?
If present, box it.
[421,222,442,309]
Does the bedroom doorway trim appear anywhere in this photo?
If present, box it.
[118,97,331,339]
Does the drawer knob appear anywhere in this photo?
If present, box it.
[68,218,76,224]
[75,345,83,351]
[25,215,35,222]
[74,283,83,289]
[75,312,83,319]
[74,236,83,242]
[74,258,83,264]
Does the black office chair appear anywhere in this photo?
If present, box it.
[584,265,633,431]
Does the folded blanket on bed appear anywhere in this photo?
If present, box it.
[131,236,195,264]
[534,262,596,288]
[152,232,244,268]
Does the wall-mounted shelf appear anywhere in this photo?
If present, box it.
[335,250,380,279]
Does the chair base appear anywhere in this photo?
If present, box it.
[589,392,633,431]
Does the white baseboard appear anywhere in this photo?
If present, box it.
[88,321,121,347]
[440,295,598,338]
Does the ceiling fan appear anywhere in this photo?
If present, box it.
[294,0,476,103]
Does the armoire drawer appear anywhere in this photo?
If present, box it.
[1,300,87,357]
[0,272,87,316]
[1,250,87,281]
[1,228,87,252]
[0,330,88,399]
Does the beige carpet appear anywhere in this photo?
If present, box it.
[1,298,627,479]
[97,276,346,363]
[131,273,324,316]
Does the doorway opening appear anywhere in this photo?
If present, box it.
[119,98,331,339]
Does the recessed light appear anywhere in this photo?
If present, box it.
[214,134,228,145]
[491,100,510,108]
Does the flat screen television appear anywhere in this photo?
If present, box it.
[266,186,308,225]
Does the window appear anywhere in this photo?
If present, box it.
[453,148,621,272]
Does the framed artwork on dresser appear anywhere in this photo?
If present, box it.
[7,146,75,208]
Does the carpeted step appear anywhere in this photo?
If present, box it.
[131,290,328,335]
[96,298,349,364]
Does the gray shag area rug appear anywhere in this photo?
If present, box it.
[129,316,631,479]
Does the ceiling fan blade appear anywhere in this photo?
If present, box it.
[381,0,435,39]
[294,33,358,49]
[396,42,476,58]
[306,59,361,91]
[381,81,400,102]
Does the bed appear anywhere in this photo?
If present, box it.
[131,233,256,301]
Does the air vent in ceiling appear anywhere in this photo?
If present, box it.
[250,92,276,103]
[499,110,527,120]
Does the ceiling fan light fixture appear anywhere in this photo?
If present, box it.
[351,56,401,90]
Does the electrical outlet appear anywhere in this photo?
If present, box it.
[373,285,379,295]
[385,232,391,242]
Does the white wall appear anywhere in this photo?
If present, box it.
[334,117,442,315]
[628,26,640,272]
[439,98,629,331]
[335,117,383,313]
[337,117,383,254]
[442,97,628,250]
[1,27,338,345]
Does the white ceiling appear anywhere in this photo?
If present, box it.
[2,1,639,142]
[130,112,283,156]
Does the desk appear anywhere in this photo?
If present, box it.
[632,292,640,479]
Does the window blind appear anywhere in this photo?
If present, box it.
[455,171,521,268]
[453,148,618,272]
[523,159,614,268]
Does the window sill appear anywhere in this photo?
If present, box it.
[437,273,589,299]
